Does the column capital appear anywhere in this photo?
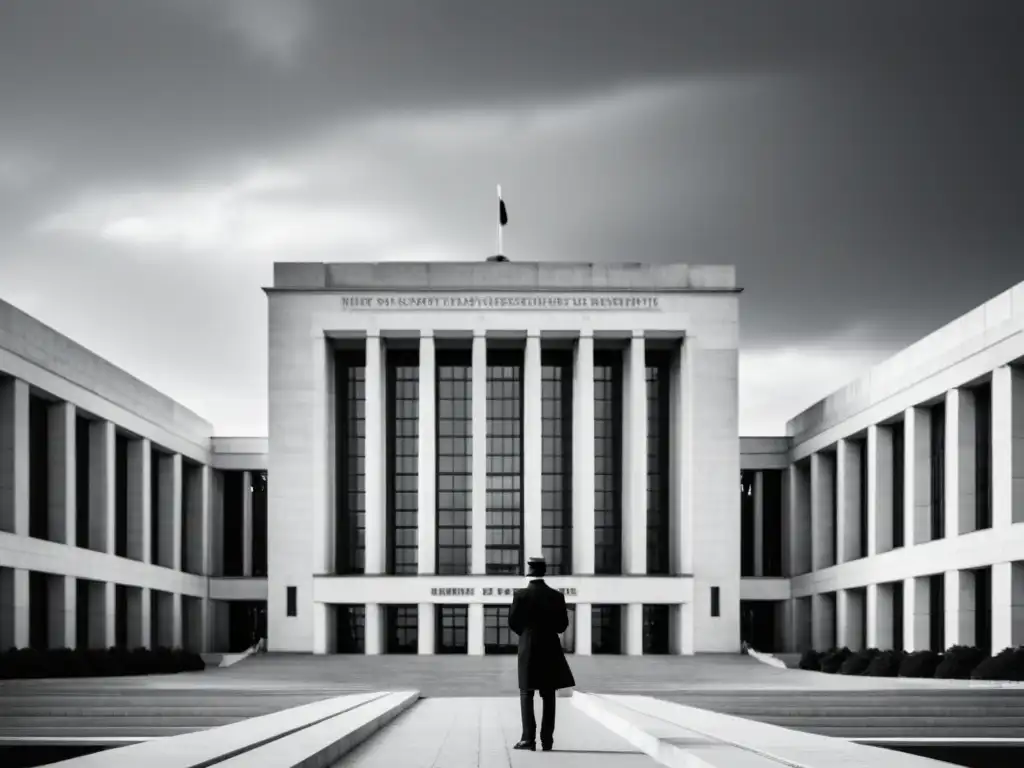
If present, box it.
[578,329,594,340]
[420,329,435,339]
[473,329,487,339]
[631,329,645,339]
[526,329,541,339]
[366,329,381,339]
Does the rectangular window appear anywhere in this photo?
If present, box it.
[437,351,472,575]
[642,605,670,654]
[974,567,992,656]
[542,350,573,575]
[930,403,946,541]
[335,605,365,653]
[892,421,905,549]
[286,586,297,617]
[149,446,160,564]
[115,434,128,558]
[591,605,622,654]
[740,471,755,577]
[436,605,468,654]
[974,384,992,531]
[594,352,623,575]
[335,349,366,574]
[386,351,419,575]
[485,350,523,575]
[762,470,783,577]
[484,605,517,654]
[385,604,418,654]
[646,352,671,575]
[929,574,945,651]
[251,471,268,577]
[28,396,50,540]
[711,586,720,618]
[829,453,838,567]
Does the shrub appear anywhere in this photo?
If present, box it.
[864,649,904,677]
[898,649,942,678]
[934,645,988,679]
[798,649,823,671]
[971,646,1024,681]
[820,647,852,674]
[839,647,880,675]
[0,647,205,680]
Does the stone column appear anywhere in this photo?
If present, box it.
[992,560,1024,651]
[866,582,894,650]
[158,453,182,570]
[625,603,643,655]
[89,420,115,554]
[48,402,76,545]
[468,602,484,655]
[904,576,931,651]
[945,388,977,537]
[622,331,647,574]
[992,365,1024,527]
[671,338,693,576]
[572,332,595,575]
[753,471,764,576]
[471,332,488,575]
[198,465,211,651]
[312,602,328,655]
[126,438,151,563]
[47,574,75,649]
[418,603,435,655]
[242,470,253,576]
[867,425,893,556]
[364,603,382,655]
[127,585,151,649]
[811,592,835,650]
[574,603,592,655]
[364,333,385,574]
[88,581,115,649]
[0,377,29,535]
[837,588,864,651]
[673,602,695,655]
[417,331,437,575]
[905,406,932,545]
[944,568,976,648]
[810,452,835,571]
[211,470,224,576]
[523,331,543,562]
[788,463,811,575]
[836,438,862,563]
[0,567,29,649]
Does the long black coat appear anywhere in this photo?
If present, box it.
[508,579,576,692]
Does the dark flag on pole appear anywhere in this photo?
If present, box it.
[499,195,508,226]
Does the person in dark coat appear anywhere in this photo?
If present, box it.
[508,556,576,751]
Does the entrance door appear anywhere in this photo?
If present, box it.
[484,605,517,654]
[740,600,777,652]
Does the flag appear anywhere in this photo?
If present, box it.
[499,196,508,226]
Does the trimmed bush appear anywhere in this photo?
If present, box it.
[798,649,823,671]
[863,649,904,677]
[839,647,880,675]
[971,646,1024,681]
[819,647,852,674]
[934,645,988,679]
[898,649,942,678]
[0,647,205,680]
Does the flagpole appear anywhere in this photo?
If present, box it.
[496,184,503,256]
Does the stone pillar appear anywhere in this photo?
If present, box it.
[47,574,75,649]
[158,453,182,570]
[364,333,385,574]
[905,406,932,545]
[0,567,29,649]
[523,331,543,562]
[126,438,151,563]
[471,332,488,575]
[793,596,812,651]
[312,602,328,655]
[198,465,211,576]
[156,590,181,648]
[625,603,643,655]
[127,585,151,649]
[810,452,835,571]
[867,425,893,556]
[88,420,115,553]
[992,365,1024,527]
[787,463,811,575]
[88,581,115,649]
[866,582,894,650]
[904,576,931,651]
[671,338,693,576]
[992,560,1024,651]
[945,388,977,537]
[417,332,437,575]
[673,602,695,655]
[811,592,835,650]
[48,402,76,545]
[944,569,976,648]
[572,332,595,575]
[837,588,865,650]
[622,331,647,574]
[0,377,29,535]
[211,470,224,576]
[836,438,862,563]
[753,471,764,576]
[574,603,592,655]
[364,603,382,655]
[418,603,435,655]
[241,470,253,576]
[468,602,484,655]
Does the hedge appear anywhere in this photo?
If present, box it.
[934,645,988,679]
[793,644,1024,681]
[971,647,1024,681]
[863,649,903,677]
[798,649,823,671]
[0,647,206,679]
[839,647,879,675]
[819,647,852,674]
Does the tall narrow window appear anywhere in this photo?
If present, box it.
[710,586,721,617]
[646,352,671,575]
[542,350,573,574]
[251,471,268,577]
[892,421,905,549]
[930,403,946,540]
[592,605,622,654]
[594,352,623,575]
[385,605,418,654]
[436,605,468,654]
[929,574,945,652]
[642,605,670,654]
[286,586,297,617]
[484,605,517,653]
[762,470,783,576]
[437,350,472,575]
[974,384,992,530]
[386,350,418,575]
[335,349,366,574]
[486,350,523,575]
[892,580,904,652]
[740,471,756,577]
[335,605,365,653]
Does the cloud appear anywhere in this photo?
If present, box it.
[213,0,313,65]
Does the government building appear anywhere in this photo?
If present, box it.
[1,261,1021,658]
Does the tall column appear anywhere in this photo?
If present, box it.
[523,332,543,562]
[837,588,864,650]
[811,593,835,650]
[364,333,385,574]
[992,560,1024,651]
[312,602,328,655]
[211,470,224,576]
[417,331,437,575]
[0,567,29,649]
[944,568,976,647]
[468,602,484,655]
[866,582,894,650]
[625,603,643,655]
[904,576,931,651]
[574,603,592,655]
[158,453,182,570]
[673,602,695,655]
[572,332,595,575]
[671,338,693,575]
[48,402,76,545]
[905,406,932,544]
[623,331,647,574]
[242,470,253,576]
[787,463,811,575]
[992,365,1024,528]
[471,332,488,575]
[810,452,835,571]
[126,438,151,562]
[945,388,977,537]
[0,377,29,535]
[88,420,115,553]
[418,603,435,654]
[364,603,382,655]
[867,425,893,555]
[753,471,765,576]
[127,585,151,649]
[836,438,862,563]
[88,581,115,649]
[48,574,76,649]
[198,465,211,651]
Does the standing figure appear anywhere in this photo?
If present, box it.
[508,556,576,752]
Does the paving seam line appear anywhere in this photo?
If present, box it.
[578,692,820,768]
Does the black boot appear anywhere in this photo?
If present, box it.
[513,739,536,751]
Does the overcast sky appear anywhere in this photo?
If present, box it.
[1,1,1023,436]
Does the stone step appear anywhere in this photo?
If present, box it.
[0,716,246,729]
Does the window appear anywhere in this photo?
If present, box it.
[437,351,472,575]
[542,351,573,575]
[761,470,783,577]
[286,586,297,617]
[335,350,366,574]
[892,580,904,652]
[484,605,517,653]
[594,353,623,575]
[974,567,992,655]
[335,605,365,653]
[930,403,946,541]
[386,351,419,575]
[929,574,945,652]
[385,605,418,654]
[592,605,621,654]
[436,605,468,654]
[710,586,720,618]
[975,385,992,530]
[251,471,268,577]
[646,353,671,575]
[486,351,523,575]
[643,605,670,654]
[740,471,756,577]
[892,421,905,549]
